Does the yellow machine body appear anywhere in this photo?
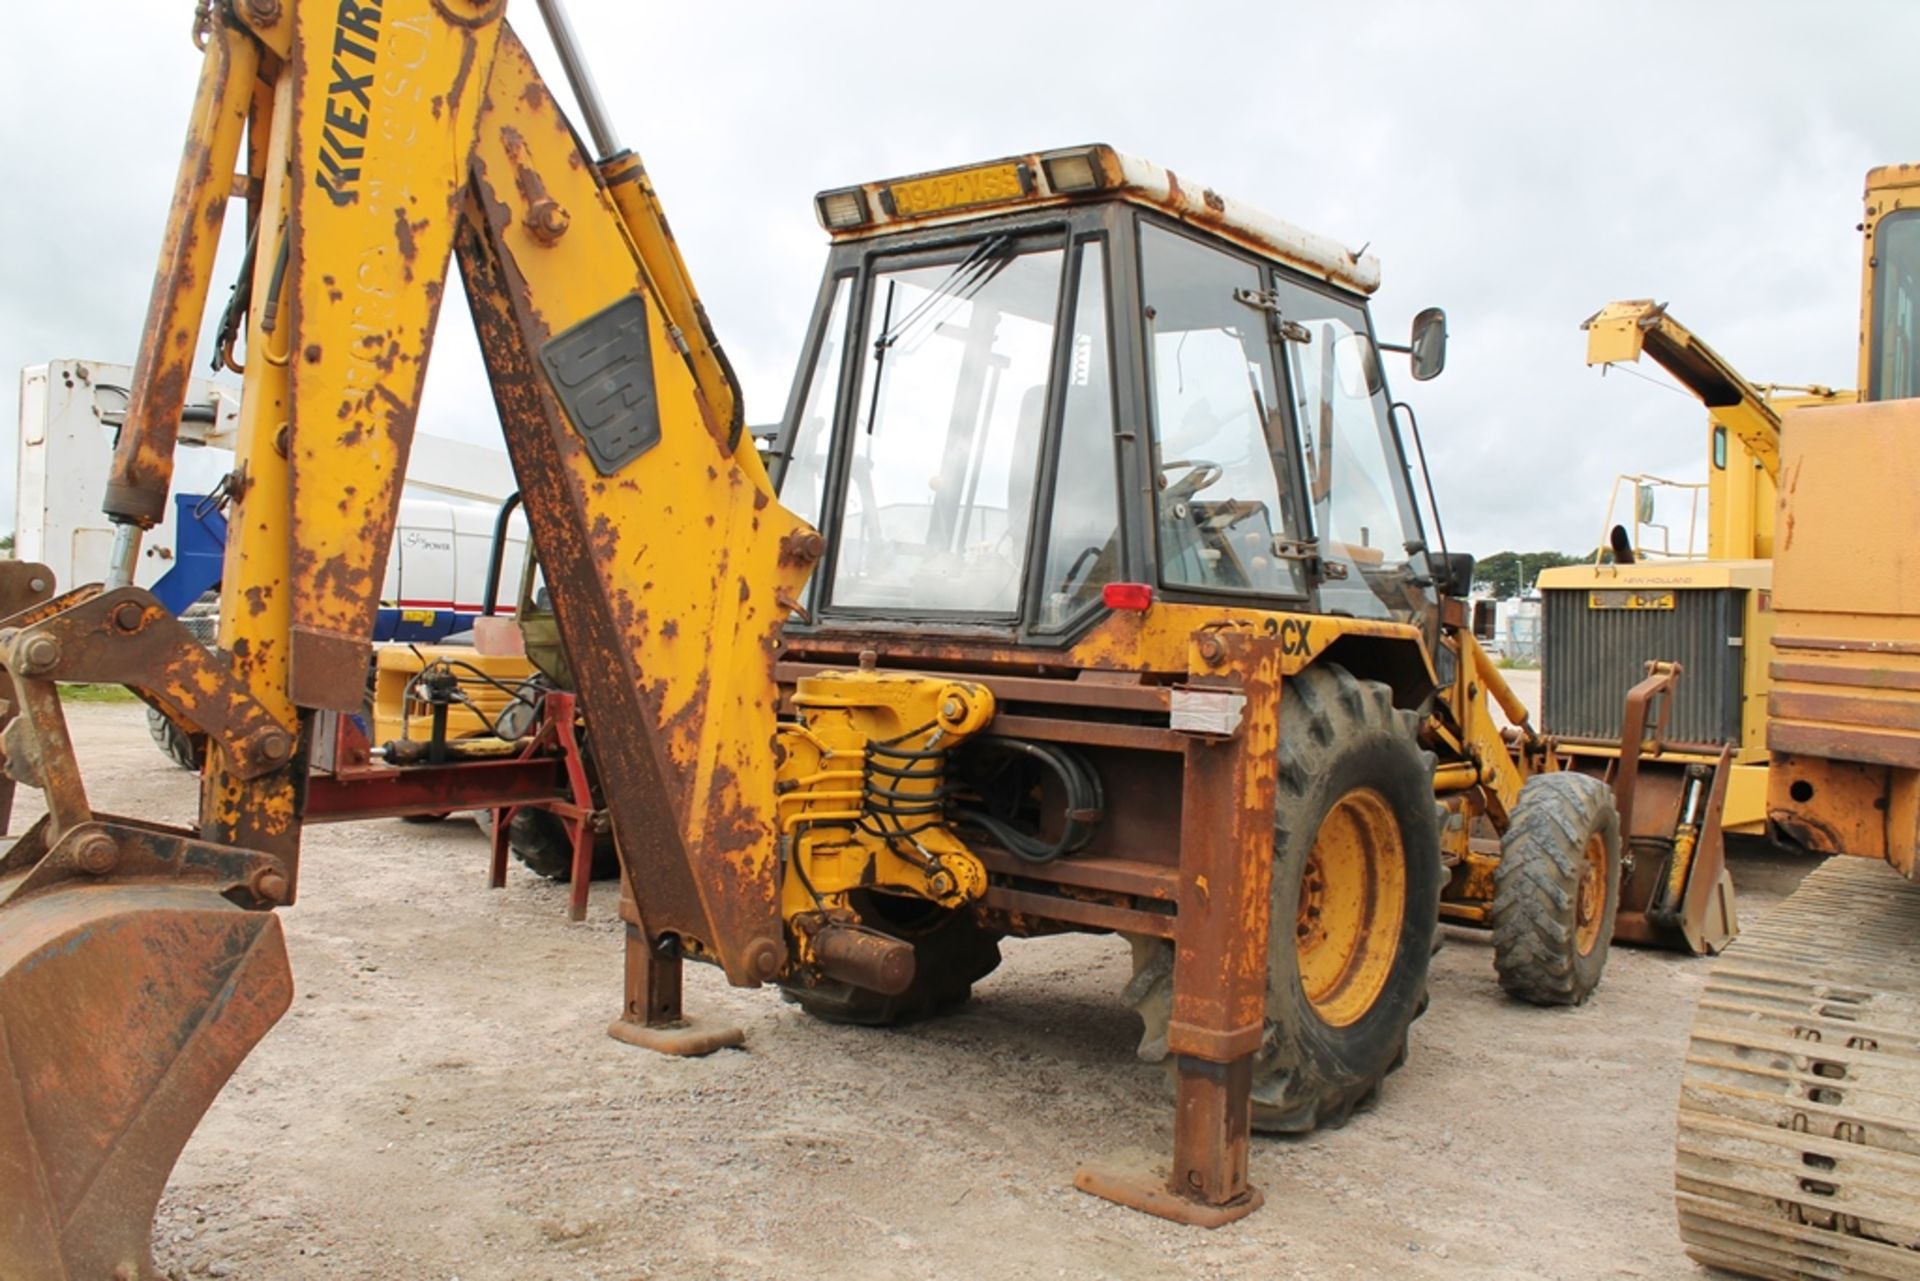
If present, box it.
[1770,159,1920,876]
[1551,302,1850,849]
[778,672,997,915]
[0,9,1596,1272]
[369,645,534,745]
[1765,398,1920,880]
[1535,557,1773,835]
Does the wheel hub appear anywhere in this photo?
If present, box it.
[1295,787,1406,1028]
[1575,831,1608,956]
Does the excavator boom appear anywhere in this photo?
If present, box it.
[0,5,810,1276]
[1582,299,1787,480]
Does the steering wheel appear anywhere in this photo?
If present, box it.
[1159,459,1224,508]
[1058,544,1103,599]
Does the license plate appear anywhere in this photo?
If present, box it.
[887,162,1029,217]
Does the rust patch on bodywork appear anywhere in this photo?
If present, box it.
[103,26,260,528]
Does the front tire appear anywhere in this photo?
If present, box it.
[1490,771,1621,1006]
[1128,663,1442,1132]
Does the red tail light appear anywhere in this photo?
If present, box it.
[1103,582,1154,611]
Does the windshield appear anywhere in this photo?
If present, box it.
[1871,208,1920,402]
[827,238,1066,614]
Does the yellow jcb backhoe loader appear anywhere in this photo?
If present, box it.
[0,3,1667,1274]
[1669,163,1920,1278]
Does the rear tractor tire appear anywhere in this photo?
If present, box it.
[780,892,1004,1028]
[1490,771,1622,1006]
[1128,663,1443,1133]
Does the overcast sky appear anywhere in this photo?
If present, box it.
[3,1,1913,560]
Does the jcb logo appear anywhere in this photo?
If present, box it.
[315,0,384,207]
[1278,618,1315,657]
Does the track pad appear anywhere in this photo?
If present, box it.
[0,884,292,1281]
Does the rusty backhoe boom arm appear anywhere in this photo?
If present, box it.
[0,6,812,1277]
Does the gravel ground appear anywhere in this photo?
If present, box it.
[8,696,1812,1281]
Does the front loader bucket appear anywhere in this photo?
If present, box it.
[0,880,292,1281]
[1611,746,1740,956]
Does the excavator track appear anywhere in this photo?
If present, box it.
[1676,856,1920,1280]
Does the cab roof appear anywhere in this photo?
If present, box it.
[813,144,1382,296]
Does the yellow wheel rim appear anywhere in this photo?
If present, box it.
[1295,787,1406,1028]
[1575,832,1608,956]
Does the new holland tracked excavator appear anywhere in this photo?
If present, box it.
[0,2,1687,1275]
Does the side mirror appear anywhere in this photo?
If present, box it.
[1410,307,1447,381]
[1432,550,1475,597]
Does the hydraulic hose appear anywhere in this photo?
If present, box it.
[952,736,1106,864]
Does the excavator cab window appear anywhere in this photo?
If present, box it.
[1034,238,1124,631]
[823,235,1068,616]
[776,196,1432,635]
[778,274,855,532]
[1870,208,1920,402]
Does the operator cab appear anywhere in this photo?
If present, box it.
[771,144,1449,644]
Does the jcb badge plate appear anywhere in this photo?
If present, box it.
[540,295,662,475]
[1588,589,1676,611]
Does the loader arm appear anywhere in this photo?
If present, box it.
[1581,299,1783,479]
[0,5,811,1277]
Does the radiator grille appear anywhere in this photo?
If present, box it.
[1541,587,1745,745]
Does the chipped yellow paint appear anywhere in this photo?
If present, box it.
[1074,603,1426,683]
[206,66,300,851]
[461,30,816,980]
[284,1,506,710]
[777,673,995,921]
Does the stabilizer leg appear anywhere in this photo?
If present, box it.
[605,882,743,1057]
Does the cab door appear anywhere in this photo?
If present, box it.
[1135,219,1311,605]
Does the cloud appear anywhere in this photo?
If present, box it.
[4,0,1914,564]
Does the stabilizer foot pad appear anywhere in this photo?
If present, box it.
[605,1017,744,1057]
[1073,1154,1263,1228]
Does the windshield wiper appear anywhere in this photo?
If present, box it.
[873,234,1014,354]
[863,234,1016,438]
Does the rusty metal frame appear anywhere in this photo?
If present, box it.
[1598,661,1737,953]
[1065,634,1282,1223]
[1613,660,1681,833]
[303,709,571,824]
[4,588,294,780]
[0,810,287,911]
[0,563,62,835]
[481,690,602,921]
